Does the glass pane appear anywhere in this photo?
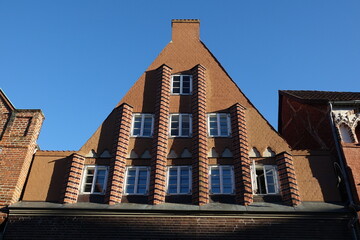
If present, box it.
[169,186,177,194]
[212,186,220,194]
[84,184,92,192]
[87,168,95,175]
[127,176,135,185]
[223,186,232,194]
[137,185,146,194]
[85,176,94,184]
[180,186,188,193]
[142,128,151,136]
[267,184,275,194]
[126,184,135,194]
[182,87,190,94]
[180,168,189,176]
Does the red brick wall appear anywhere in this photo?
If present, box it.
[106,103,133,205]
[4,213,352,239]
[342,144,360,204]
[230,103,253,205]
[0,109,44,207]
[148,65,172,205]
[279,95,334,151]
[191,64,209,205]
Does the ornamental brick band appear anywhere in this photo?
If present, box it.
[191,64,209,206]
[230,103,253,205]
[148,64,172,205]
[106,103,133,205]
[275,152,301,206]
[62,153,85,204]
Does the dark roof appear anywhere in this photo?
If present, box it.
[280,90,360,102]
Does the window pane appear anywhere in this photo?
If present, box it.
[267,184,276,194]
[84,184,92,192]
[172,76,180,93]
[126,185,135,194]
[171,115,180,136]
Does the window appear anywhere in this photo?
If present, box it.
[208,113,231,137]
[251,163,279,195]
[167,166,192,194]
[170,114,192,137]
[210,165,234,194]
[171,75,192,95]
[81,165,109,194]
[125,166,150,195]
[131,114,154,137]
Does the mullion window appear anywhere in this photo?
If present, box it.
[82,166,109,194]
[171,75,192,95]
[208,113,230,137]
[170,114,192,137]
[132,114,154,137]
[125,167,149,195]
[210,166,234,194]
[251,163,279,195]
[167,166,191,194]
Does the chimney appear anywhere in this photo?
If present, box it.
[171,19,200,43]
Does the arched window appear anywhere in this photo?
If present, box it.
[339,123,353,143]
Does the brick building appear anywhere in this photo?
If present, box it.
[0,20,357,239]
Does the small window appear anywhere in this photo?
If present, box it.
[81,165,109,195]
[170,114,192,137]
[210,165,234,194]
[251,163,279,195]
[208,113,231,137]
[125,166,150,195]
[171,75,192,95]
[131,114,154,137]
[167,166,192,194]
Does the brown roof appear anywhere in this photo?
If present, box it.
[280,90,360,102]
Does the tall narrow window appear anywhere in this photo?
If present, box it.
[125,166,150,195]
[170,114,192,137]
[171,75,192,95]
[208,113,231,137]
[167,166,192,194]
[251,163,279,195]
[131,114,154,137]
[210,165,234,194]
[81,165,109,194]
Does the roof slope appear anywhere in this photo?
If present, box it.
[280,90,360,102]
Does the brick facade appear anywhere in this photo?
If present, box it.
[106,103,133,205]
[275,152,301,206]
[62,153,86,204]
[4,209,352,240]
[0,106,44,207]
[148,64,172,205]
[191,64,209,206]
[230,103,253,205]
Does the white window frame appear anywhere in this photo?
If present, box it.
[171,75,192,95]
[251,162,280,195]
[166,166,192,195]
[124,166,150,195]
[209,165,235,194]
[131,113,154,137]
[169,114,192,137]
[207,113,231,137]
[81,165,109,195]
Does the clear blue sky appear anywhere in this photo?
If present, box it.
[1,0,359,150]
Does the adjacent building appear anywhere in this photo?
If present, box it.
[0,20,357,239]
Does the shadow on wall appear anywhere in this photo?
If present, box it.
[46,157,69,202]
[306,154,344,203]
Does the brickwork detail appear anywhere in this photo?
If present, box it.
[148,64,172,205]
[0,108,44,207]
[276,152,301,205]
[105,103,133,205]
[230,103,253,205]
[62,154,85,204]
[191,64,209,205]
[4,214,352,239]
